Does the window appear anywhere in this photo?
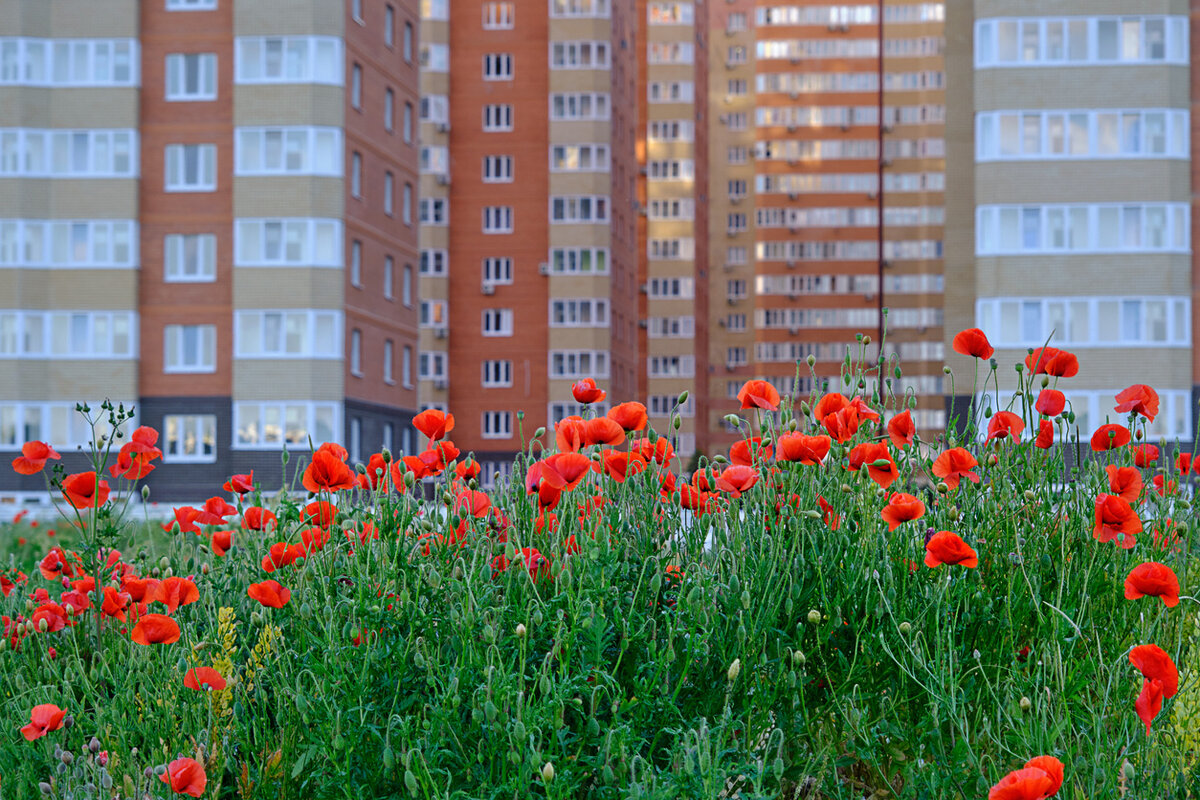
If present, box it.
[648,277,694,298]
[648,81,694,103]
[550,196,609,223]
[350,240,362,286]
[164,144,216,191]
[386,5,396,46]
[403,183,412,224]
[482,308,514,336]
[351,152,362,196]
[235,127,341,175]
[647,316,695,338]
[647,121,694,142]
[728,147,748,164]
[976,296,1191,349]
[975,16,1189,67]
[550,144,609,171]
[234,310,342,358]
[550,350,609,378]
[383,339,394,383]
[550,41,610,68]
[234,218,342,266]
[234,37,343,85]
[483,2,515,27]
[0,402,133,449]
[648,239,695,260]
[351,64,362,109]
[483,257,513,285]
[164,233,216,281]
[484,104,514,130]
[552,0,609,17]
[550,93,610,120]
[484,53,513,80]
[402,264,412,305]
[420,198,448,225]
[353,0,363,22]
[727,12,746,31]
[0,129,137,178]
[404,23,414,61]
[484,155,514,182]
[421,249,448,275]
[649,42,694,64]
[421,300,447,327]
[648,2,693,24]
[648,159,694,180]
[382,256,395,299]
[384,172,395,216]
[402,346,413,387]
[165,53,217,100]
[164,324,216,373]
[483,206,514,233]
[350,328,362,375]
[384,89,394,131]
[976,203,1189,254]
[421,352,448,380]
[482,359,512,387]
[0,38,138,87]
[234,402,339,449]
[550,299,609,327]
[647,355,695,377]
[164,414,216,462]
[167,0,217,9]
[403,102,413,143]
[0,311,135,359]
[482,411,512,439]
[1,220,137,268]
[421,43,449,71]
[976,109,1189,161]
[382,422,393,452]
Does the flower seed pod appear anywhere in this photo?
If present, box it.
[807,609,821,625]
[899,622,912,635]
[541,762,555,782]
[726,658,741,683]
[515,623,526,639]
[1020,696,1032,712]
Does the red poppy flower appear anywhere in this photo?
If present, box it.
[61,472,111,509]
[1023,756,1064,796]
[554,416,587,453]
[1104,465,1143,503]
[100,587,131,622]
[544,452,592,491]
[848,396,880,422]
[931,450,979,489]
[163,506,202,535]
[887,410,916,448]
[584,416,626,447]
[223,471,254,495]
[1176,452,1194,474]
[211,529,233,556]
[952,328,994,360]
[197,496,238,525]
[131,613,181,645]
[11,441,61,475]
[881,493,925,532]
[160,757,207,797]
[812,393,848,422]
[357,453,390,491]
[1115,384,1159,422]
[1025,347,1079,377]
[183,667,227,692]
[413,408,454,441]
[108,448,156,480]
[776,433,831,465]
[302,501,337,527]
[1034,390,1065,418]
[302,449,357,493]
[1130,644,1178,698]
[455,489,491,518]
[519,547,551,581]
[39,547,81,580]
[1092,494,1142,549]
[847,442,899,489]
[675,483,714,513]
[19,704,66,741]
[736,379,780,412]
[823,405,861,443]
[924,531,978,568]
[607,402,648,432]
[1090,424,1131,452]
[1132,444,1159,467]
[241,506,277,531]
[121,575,161,603]
[248,579,291,608]
[32,603,69,633]
[571,377,606,404]
[716,465,759,498]
[154,577,200,614]
[1124,562,1180,608]
[987,767,1054,800]
[1153,475,1178,497]
[633,437,675,465]
[1034,420,1054,449]
[986,411,1025,443]
[594,450,649,483]
[1135,678,1165,735]
[730,437,772,466]
[301,526,332,553]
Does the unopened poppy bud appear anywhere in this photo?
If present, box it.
[875,488,887,499]
[899,622,912,634]
[987,454,999,466]
[973,649,980,660]
[356,463,367,474]
[533,426,546,440]
[807,609,821,625]
[672,415,681,430]
[61,751,73,765]
[1023,490,1036,502]
[38,618,48,632]
[793,649,805,665]
[39,783,52,795]
[871,459,892,469]
[141,485,151,501]
[541,762,555,782]
[723,414,741,427]
[805,354,817,368]
[799,401,812,416]
[380,448,392,463]
[516,623,526,639]
[1019,696,1032,712]
[403,471,416,487]
[677,390,689,406]
[63,715,74,728]
[936,481,949,493]
[727,658,741,682]
[840,483,852,493]
[862,335,871,346]
[159,556,170,570]
[947,507,960,520]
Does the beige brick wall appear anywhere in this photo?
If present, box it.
[0,89,139,128]
[232,177,345,218]
[232,360,344,401]
[233,0,344,37]
[0,270,137,310]
[233,86,345,127]
[547,226,612,247]
[549,173,613,195]
[542,328,612,350]
[0,180,137,219]
[976,0,1185,17]
[976,255,1191,296]
[976,162,1189,204]
[976,67,1189,111]
[232,268,344,309]
[0,361,137,402]
[988,346,1191,390]
[0,0,138,37]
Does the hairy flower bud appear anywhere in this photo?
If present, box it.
[541,762,555,782]
[727,658,741,683]
[807,609,821,625]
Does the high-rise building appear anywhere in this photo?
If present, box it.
[945,3,1196,442]
[418,0,640,480]
[0,0,420,502]
[700,0,948,456]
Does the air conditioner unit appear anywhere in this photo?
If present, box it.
[840,23,850,32]
[867,190,878,200]
[789,90,800,100]
[434,327,448,339]
[638,319,648,329]
[724,94,734,104]
[880,158,893,168]
[881,259,893,269]
[482,284,495,295]
[789,225,800,234]
[726,297,737,306]
[826,23,838,32]
[883,124,895,134]
[433,378,449,390]
[725,363,736,372]
[787,192,799,201]
[717,318,726,327]
[789,326,800,335]
[539,261,551,275]
[840,123,851,132]
[718,114,729,124]
[787,124,798,133]
[640,282,649,294]
[437,122,451,133]
[790,56,800,65]
[864,292,875,301]
[785,259,797,268]
[436,174,451,186]
[730,196,741,205]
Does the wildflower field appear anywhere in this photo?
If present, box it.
[1,331,1198,799]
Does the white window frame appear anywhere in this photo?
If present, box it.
[549,144,610,172]
[483,104,514,131]
[164,233,216,282]
[550,41,611,69]
[234,36,343,85]
[974,16,1189,68]
[234,218,343,267]
[483,53,514,80]
[384,256,395,299]
[165,53,217,101]
[0,220,138,269]
[421,249,448,275]
[483,257,513,285]
[164,143,216,191]
[976,295,1191,349]
[383,339,395,384]
[350,328,363,375]
[481,411,513,439]
[235,126,342,176]
[549,92,610,121]
[234,310,343,359]
[976,109,1190,162]
[975,203,1190,255]
[483,206,514,234]
[163,414,217,463]
[483,2,516,28]
[549,350,610,379]
[233,402,341,450]
[167,0,217,9]
[421,351,448,380]
[163,324,217,373]
[0,310,137,359]
[0,38,139,88]
[549,247,609,274]
[482,359,513,387]
[482,308,514,337]
[0,129,138,178]
[0,401,137,450]
[550,195,609,223]
[550,298,609,327]
[483,155,514,182]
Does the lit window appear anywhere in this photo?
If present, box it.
[164,414,216,462]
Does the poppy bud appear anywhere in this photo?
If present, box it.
[987,454,999,466]
[677,390,689,406]
[840,483,852,493]
[403,471,415,487]
[38,618,48,632]
[936,481,949,493]
[807,609,821,625]
[281,448,289,466]
[515,623,526,639]
[1019,696,1031,712]
[541,762,555,782]
[533,427,545,440]
[1023,490,1035,501]
[947,507,960,520]
[672,415,681,430]
[727,658,741,682]
[142,485,151,501]
[799,401,812,416]
[380,448,392,463]
[862,335,871,346]
[39,783,52,795]
[899,622,912,634]
[793,649,805,665]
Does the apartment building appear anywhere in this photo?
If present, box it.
[699,0,948,455]
[0,0,420,501]
[945,2,1196,442]
[418,0,640,479]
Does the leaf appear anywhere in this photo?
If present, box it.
[291,750,309,780]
